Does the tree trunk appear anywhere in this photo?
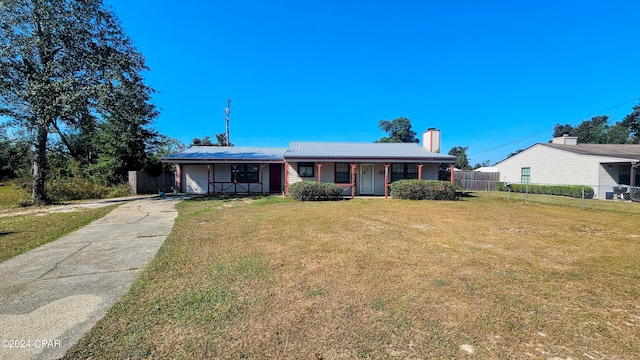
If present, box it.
[32,123,48,205]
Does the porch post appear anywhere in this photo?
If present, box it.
[417,163,423,180]
[232,164,237,193]
[260,164,265,194]
[207,164,211,195]
[350,163,357,198]
[284,161,289,195]
[211,163,216,194]
[450,164,455,183]
[175,164,182,192]
[317,163,323,183]
[631,162,638,187]
[162,163,166,192]
[384,163,390,199]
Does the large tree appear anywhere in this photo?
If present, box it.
[620,103,640,144]
[0,0,156,204]
[448,146,471,170]
[189,133,233,147]
[87,72,158,185]
[553,115,630,144]
[376,117,420,143]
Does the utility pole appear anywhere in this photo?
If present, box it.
[224,98,233,146]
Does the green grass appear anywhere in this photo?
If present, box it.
[0,205,119,262]
[0,184,30,209]
[479,189,640,213]
[64,195,640,359]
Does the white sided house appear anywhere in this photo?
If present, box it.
[494,135,640,199]
[161,129,456,197]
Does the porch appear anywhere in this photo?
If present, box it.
[284,161,447,198]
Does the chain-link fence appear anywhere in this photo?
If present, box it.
[455,178,640,209]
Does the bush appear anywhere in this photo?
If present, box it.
[106,183,132,198]
[288,181,344,201]
[0,182,31,209]
[46,177,131,202]
[390,180,459,200]
[496,182,594,199]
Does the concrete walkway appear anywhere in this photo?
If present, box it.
[0,195,187,360]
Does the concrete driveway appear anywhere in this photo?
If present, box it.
[0,195,187,360]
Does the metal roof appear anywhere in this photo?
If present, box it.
[161,146,287,163]
[161,143,456,163]
[540,143,640,160]
[284,142,456,162]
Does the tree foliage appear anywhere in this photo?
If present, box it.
[376,117,420,143]
[215,133,232,146]
[190,133,233,147]
[448,146,471,170]
[0,0,157,203]
[472,160,491,170]
[553,115,630,144]
[190,136,214,146]
[0,131,31,180]
[620,103,640,144]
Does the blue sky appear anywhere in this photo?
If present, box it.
[106,0,640,165]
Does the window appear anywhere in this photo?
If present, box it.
[298,162,314,177]
[619,165,630,185]
[234,164,260,182]
[335,163,350,183]
[391,164,404,182]
[391,163,419,182]
[406,164,418,179]
[521,167,530,183]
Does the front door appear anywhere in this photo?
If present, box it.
[269,164,282,192]
[360,164,374,195]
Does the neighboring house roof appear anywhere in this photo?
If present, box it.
[284,142,456,162]
[162,142,456,163]
[540,143,640,160]
[161,146,287,163]
[495,143,640,165]
[473,166,499,172]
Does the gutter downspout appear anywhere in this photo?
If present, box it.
[384,163,390,199]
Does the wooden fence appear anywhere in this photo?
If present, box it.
[128,171,175,194]
[454,171,500,191]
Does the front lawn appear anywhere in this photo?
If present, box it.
[64,195,640,359]
[0,205,119,262]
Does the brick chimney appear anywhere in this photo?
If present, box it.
[423,128,440,153]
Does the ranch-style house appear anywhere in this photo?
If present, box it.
[161,129,456,198]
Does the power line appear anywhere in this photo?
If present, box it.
[469,96,640,157]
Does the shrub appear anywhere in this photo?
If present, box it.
[496,182,594,199]
[46,177,131,202]
[106,183,132,198]
[0,182,31,209]
[288,181,344,201]
[390,180,459,200]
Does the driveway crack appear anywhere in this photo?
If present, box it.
[38,243,91,280]
[42,267,141,280]
[132,212,150,224]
